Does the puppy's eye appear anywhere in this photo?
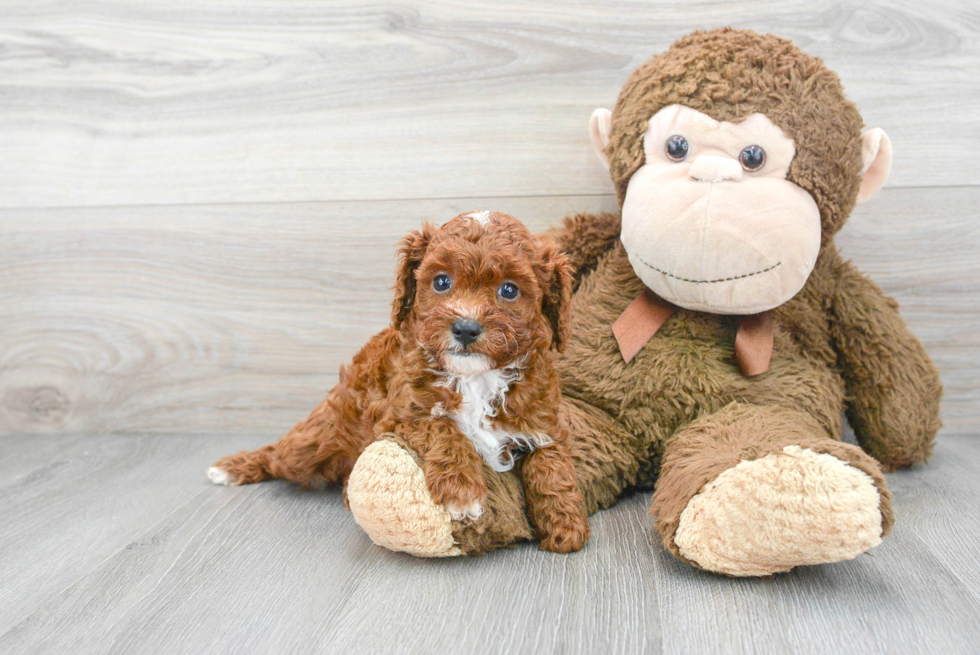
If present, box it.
[498,282,519,301]
[739,145,766,171]
[665,135,689,162]
[432,274,452,293]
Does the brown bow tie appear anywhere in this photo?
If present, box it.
[611,288,773,376]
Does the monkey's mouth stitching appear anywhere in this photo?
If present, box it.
[637,257,781,284]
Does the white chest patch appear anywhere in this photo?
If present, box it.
[436,365,551,471]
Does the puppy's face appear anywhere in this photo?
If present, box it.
[392,212,572,375]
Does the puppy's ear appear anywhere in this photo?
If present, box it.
[535,238,574,352]
[391,223,436,329]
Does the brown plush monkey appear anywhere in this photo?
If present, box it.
[341,28,943,576]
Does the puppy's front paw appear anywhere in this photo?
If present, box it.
[538,509,590,553]
[446,499,484,521]
[426,470,487,523]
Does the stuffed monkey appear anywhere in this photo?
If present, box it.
[342,28,942,576]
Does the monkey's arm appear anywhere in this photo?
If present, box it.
[829,257,942,471]
[542,212,621,289]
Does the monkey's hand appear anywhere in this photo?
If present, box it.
[830,257,942,471]
[541,212,621,290]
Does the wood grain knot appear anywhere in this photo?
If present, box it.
[4,385,72,424]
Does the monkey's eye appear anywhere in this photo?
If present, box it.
[739,145,766,171]
[665,135,689,162]
[498,282,519,301]
[432,274,452,293]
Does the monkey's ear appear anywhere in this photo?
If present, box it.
[590,108,613,169]
[391,223,436,329]
[856,128,892,204]
[536,239,574,352]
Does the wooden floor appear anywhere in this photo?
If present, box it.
[0,433,978,654]
[2,1,979,653]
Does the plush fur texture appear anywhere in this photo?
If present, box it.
[618,104,823,314]
[652,403,893,571]
[340,28,942,575]
[673,445,884,576]
[606,29,866,237]
[211,212,589,553]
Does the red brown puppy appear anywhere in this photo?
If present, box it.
[209,211,589,553]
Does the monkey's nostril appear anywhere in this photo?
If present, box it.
[451,319,483,347]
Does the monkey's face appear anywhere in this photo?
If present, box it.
[618,105,822,315]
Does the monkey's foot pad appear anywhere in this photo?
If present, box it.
[347,439,462,557]
[674,445,884,577]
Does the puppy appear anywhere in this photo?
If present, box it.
[209,211,589,553]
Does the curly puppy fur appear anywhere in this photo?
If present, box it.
[211,212,589,553]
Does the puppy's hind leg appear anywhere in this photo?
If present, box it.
[209,444,279,486]
[209,401,362,488]
[209,328,397,487]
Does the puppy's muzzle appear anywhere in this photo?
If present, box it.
[451,318,483,348]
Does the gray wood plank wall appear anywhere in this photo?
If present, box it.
[1,0,978,440]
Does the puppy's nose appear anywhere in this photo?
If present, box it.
[451,319,483,347]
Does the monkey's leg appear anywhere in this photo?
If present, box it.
[346,396,642,557]
[651,403,893,577]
